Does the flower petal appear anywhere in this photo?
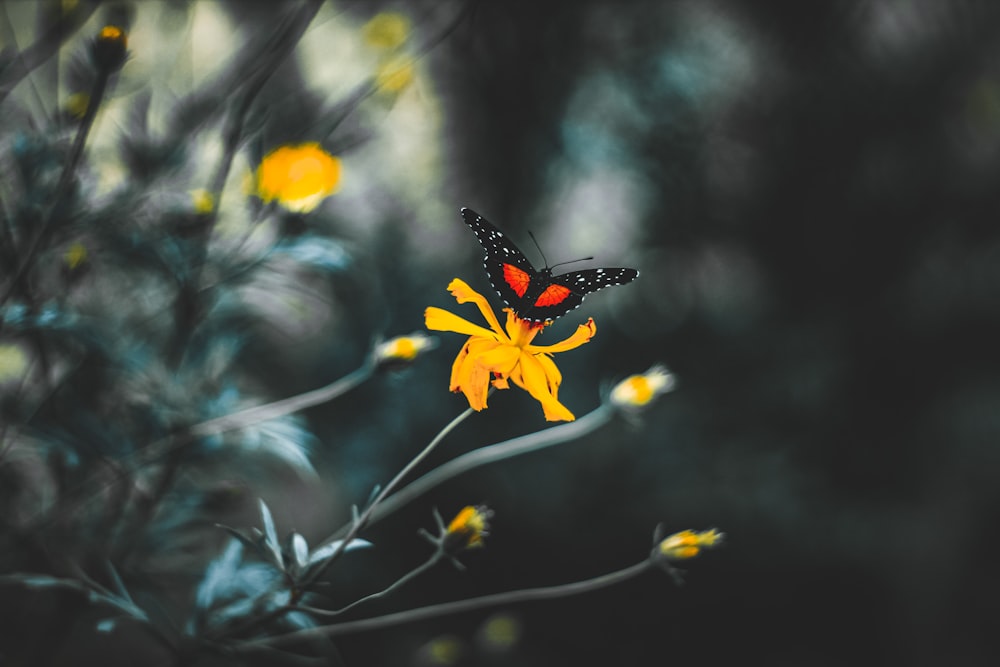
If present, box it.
[513,352,575,422]
[475,345,522,379]
[426,307,496,339]
[503,309,541,346]
[527,318,596,355]
[446,279,506,339]
[452,338,500,411]
[533,352,563,395]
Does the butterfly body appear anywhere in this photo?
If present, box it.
[461,207,639,324]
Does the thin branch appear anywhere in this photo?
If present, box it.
[328,404,615,539]
[235,559,653,650]
[301,402,479,589]
[0,60,110,308]
[303,552,444,618]
[0,1,98,106]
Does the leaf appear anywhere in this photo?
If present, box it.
[258,499,283,568]
[292,533,309,572]
[307,538,374,565]
[194,539,244,612]
[0,574,86,592]
[96,618,117,633]
[241,418,317,478]
[274,236,351,272]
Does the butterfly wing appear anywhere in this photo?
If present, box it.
[461,208,538,310]
[525,267,639,322]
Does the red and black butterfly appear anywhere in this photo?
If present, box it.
[461,207,639,324]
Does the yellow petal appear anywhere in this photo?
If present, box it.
[503,309,542,346]
[527,318,596,354]
[533,352,563,395]
[446,278,506,339]
[513,352,575,422]
[475,345,521,378]
[449,339,472,391]
[425,307,496,339]
[452,338,500,411]
[256,143,341,213]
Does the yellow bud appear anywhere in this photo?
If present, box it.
[190,189,215,214]
[657,528,724,561]
[363,12,411,50]
[63,242,87,270]
[610,364,675,409]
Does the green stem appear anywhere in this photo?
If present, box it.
[331,404,615,538]
[302,403,478,588]
[236,559,652,649]
[302,552,444,618]
[0,65,108,309]
[0,2,97,106]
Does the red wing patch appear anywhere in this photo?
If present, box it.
[534,284,572,307]
[462,208,638,323]
[502,263,531,298]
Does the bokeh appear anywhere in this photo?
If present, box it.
[2,1,999,665]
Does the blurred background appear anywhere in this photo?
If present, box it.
[3,1,1000,665]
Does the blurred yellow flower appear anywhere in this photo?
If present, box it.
[255,143,341,213]
[92,24,127,71]
[65,92,89,119]
[363,12,411,50]
[63,242,87,270]
[444,505,493,552]
[375,56,416,93]
[190,189,215,214]
[0,345,28,381]
[98,25,125,44]
[375,332,437,367]
[425,279,595,422]
[657,528,724,561]
[479,614,521,650]
[609,364,675,409]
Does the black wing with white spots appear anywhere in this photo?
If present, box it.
[460,207,639,323]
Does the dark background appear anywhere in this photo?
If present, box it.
[3,1,999,665]
[329,2,1000,665]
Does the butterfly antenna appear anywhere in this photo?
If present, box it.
[527,229,593,270]
[548,256,595,270]
[527,230,549,268]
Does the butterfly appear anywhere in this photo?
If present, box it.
[461,207,639,324]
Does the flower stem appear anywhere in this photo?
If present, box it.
[302,552,444,618]
[235,559,653,650]
[331,404,615,537]
[0,3,97,106]
[302,403,479,588]
[0,65,109,308]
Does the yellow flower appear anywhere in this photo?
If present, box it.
[255,143,342,213]
[609,364,676,410]
[0,345,28,381]
[98,25,125,43]
[92,24,128,72]
[63,242,87,270]
[444,505,493,552]
[656,528,724,562]
[375,56,416,93]
[65,92,89,119]
[425,279,596,422]
[363,12,411,50]
[375,332,437,367]
[190,189,215,214]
